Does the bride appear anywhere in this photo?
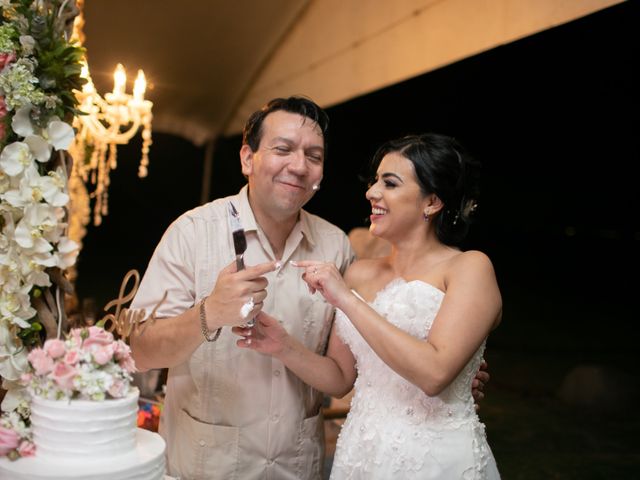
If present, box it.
[234,133,502,479]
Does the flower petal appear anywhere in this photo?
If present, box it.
[24,136,51,163]
[10,105,34,138]
[47,120,74,151]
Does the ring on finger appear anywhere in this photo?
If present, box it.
[313,268,318,274]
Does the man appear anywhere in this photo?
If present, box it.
[131,97,354,479]
[131,96,488,479]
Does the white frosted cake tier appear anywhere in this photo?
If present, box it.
[30,390,139,458]
[0,428,166,480]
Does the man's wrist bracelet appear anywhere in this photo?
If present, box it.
[199,297,221,342]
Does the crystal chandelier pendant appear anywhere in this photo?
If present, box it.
[68,0,154,228]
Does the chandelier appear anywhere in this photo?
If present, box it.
[72,61,153,225]
[65,0,153,246]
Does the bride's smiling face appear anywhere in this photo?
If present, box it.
[365,152,431,240]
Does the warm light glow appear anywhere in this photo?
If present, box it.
[133,69,146,102]
[72,59,153,225]
[80,61,89,79]
[112,63,127,96]
[69,2,153,228]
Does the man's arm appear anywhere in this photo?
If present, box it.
[129,219,275,371]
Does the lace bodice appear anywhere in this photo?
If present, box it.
[336,278,484,427]
[331,278,499,479]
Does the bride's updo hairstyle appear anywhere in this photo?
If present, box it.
[370,133,481,247]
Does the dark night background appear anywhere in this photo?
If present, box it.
[76,2,638,477]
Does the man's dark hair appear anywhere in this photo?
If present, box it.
[242,96,330,156]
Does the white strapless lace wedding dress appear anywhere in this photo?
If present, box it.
[330,278,500,480]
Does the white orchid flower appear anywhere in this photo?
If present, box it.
[0,286,36,329]
[11,105,34,138]
[43,120,75,151]
[55,236,79,269]
[0,170,10,194]
[0,321,30,381]
[2,164,69,207]
[11,104,74,151]
[24,135,51,162]
[14,203,62,252]
[0,250,22,293]
[11,247,54,286]
[0,141,34,176]
[0,380,29,413]
[45,167,70,206]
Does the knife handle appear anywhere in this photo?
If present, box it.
[235,254,245,271]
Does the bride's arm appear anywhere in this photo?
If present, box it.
[302,251,501,396]
[233,311,356,398]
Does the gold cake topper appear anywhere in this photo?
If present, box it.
[99,269,167,340]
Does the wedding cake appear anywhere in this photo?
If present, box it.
[0,327,166,480]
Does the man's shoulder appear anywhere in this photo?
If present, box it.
[172,195,235,227]
[301,209,348,240]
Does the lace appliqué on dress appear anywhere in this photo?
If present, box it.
[331,278,499,480]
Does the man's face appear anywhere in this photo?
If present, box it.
[241,110,324,221]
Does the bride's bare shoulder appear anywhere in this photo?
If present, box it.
[344,258,389,290]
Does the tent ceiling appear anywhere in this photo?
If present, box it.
[83,0,310,145]
[82,0,623,146]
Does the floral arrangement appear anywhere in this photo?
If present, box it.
[0,325,135,459]
[0,398,32,459]
[22,325,136,401]
[0,0,84,407]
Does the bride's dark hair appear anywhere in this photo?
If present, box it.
[370,133,481,247]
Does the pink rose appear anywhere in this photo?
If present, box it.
[69,328,84,346]
[43,339,66,359]
[83,326,114,348]
[17,440,35,457]
[0,426,20,456]
[92,344,114,365]
[119,355,137,374]
[0,52,15,71]
[108,379,128,398]
[27,349,54,376]
[63,349,80,365]
[51,362,77,391]
[112,340,131,361]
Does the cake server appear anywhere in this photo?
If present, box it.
[227,201,255,327]
[228,201,246,271]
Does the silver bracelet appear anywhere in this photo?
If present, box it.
[199,297,221,342]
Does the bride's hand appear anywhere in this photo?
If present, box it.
[232,311,289,357]
[292,260,350,308]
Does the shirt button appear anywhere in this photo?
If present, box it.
[273,370,281,377]
[271,414,279,422]
[199,440,206,447]
[267,459,274,465]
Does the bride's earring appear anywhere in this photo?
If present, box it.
[423,210,430,222]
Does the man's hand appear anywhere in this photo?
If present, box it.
[232,311,289,357]
[472,359,490,411]
[205,260,277,329]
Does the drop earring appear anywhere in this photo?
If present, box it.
[423,211,429,222]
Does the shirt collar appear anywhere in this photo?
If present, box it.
[237,184,317,247]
